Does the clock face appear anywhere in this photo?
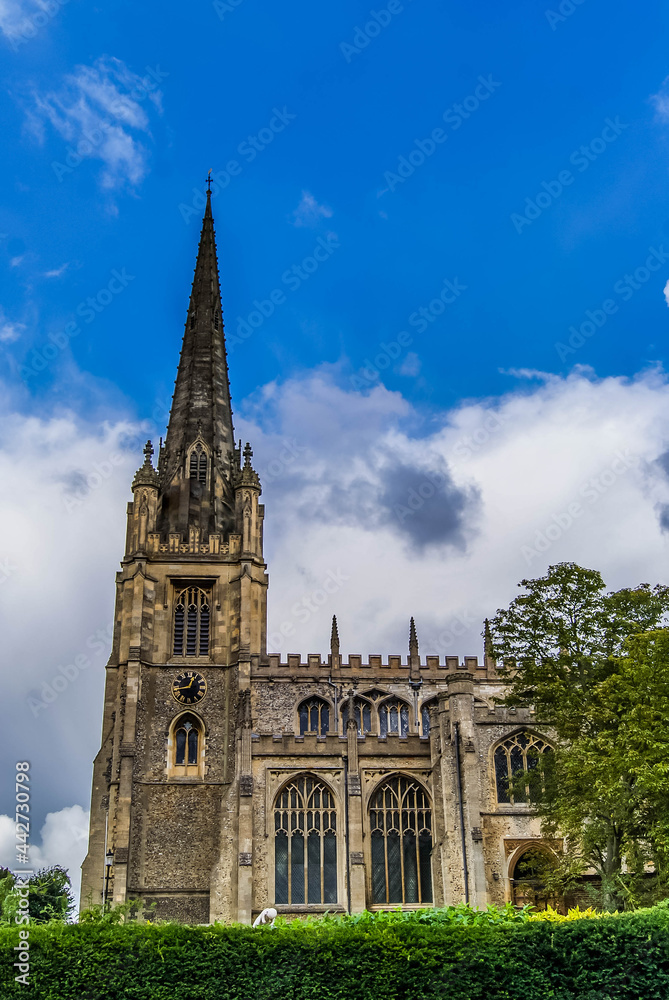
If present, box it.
[171,671,207,705]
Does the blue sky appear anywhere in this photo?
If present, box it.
[3,0,669,418]
[5,0,669,893]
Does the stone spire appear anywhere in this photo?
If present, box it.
[157,187,237,540]
[409,616,420,678]
[330,615,340,657]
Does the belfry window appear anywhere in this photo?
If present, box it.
[214,310,219,330]
[189,444,207,485]
[370,775,432,905]
[494,731,553,805]
[379,698,410,738]
[298,698,330,736]
[274,776,337,905]
[341,698,372,736]
[173,587,210,657]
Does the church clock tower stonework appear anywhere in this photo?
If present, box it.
[82,190,552,924]
[80,189,267,924]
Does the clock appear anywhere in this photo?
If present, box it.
[171,671,207,705]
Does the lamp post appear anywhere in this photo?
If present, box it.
[103,850,114,910]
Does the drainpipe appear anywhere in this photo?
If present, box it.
[453,721,469,904]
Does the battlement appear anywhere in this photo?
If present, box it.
[256,653,498,679]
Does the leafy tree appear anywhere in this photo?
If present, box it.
[1,866,74,924]
[490,563,669,910]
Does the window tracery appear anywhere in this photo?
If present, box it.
[274,776,337,905]
[494,731,553,804]
[173,587,210,657]
[369,775,432,905]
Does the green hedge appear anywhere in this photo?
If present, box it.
[2,906,669,999]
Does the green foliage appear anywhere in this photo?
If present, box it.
[2,905,669,999]
[490,563,669,911]
[1,866,74,925]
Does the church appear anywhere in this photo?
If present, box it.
[80,190,555,923]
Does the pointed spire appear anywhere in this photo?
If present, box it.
[409,617,418,657]
[330,615,340,656]
[409,616,420,678]
[158,183,237,538]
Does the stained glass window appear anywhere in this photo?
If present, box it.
[274,776,337,905]
[369,775,432,905]
[494,732,553,804]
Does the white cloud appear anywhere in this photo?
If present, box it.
[0,805,89,911]
[397,351,421,377]
[291,191,333,228]
[663,278,669,308]
[31,56,164,189]
[0,0,51,42]
[44,262,69,278]
[0,319,24,342]
[234,366,669,658]
[652,77,669,121]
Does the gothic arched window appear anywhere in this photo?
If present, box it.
[379,698,410,737]
[189,444,207,485]
[341,698,372,736]
[420,699,438,737]
[168,713,204,777]
[298,698,330,736]
[370,775,432,905]
[173,587,210,657]
[494,731,553,805]
[274,776,337,905]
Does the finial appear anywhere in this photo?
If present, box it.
[143,440,154,464]
[330,615,340,655]
[243,442,253,466]
[484,618,494,660]
[409,616,418,654]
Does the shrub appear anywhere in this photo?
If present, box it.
[1,903,669,999]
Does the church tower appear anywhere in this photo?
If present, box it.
[80,189,267,923]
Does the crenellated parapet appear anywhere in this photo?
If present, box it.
[256,652,500,680]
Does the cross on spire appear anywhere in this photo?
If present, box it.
[206,168,213,193]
